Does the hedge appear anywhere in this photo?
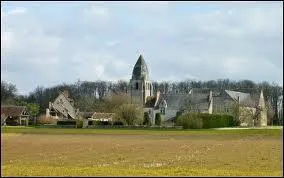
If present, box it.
[57,120,77,125]
[176,113,237,129]
[88,120,111,126]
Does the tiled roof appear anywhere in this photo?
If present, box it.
[1,106,28,117]
[92,112,114,119]
[78,112,94,118]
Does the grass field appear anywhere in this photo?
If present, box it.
[1,126,283,176]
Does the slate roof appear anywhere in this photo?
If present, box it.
[225,90,251,102]
[155,89,210,110]
[131,55,150,80]
[1,106,28,117]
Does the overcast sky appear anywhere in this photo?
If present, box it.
[1,1,283,95]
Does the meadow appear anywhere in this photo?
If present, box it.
[1,126,283,176]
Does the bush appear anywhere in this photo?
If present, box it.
[113,121,124,125]
[76,120,83,128]
[114,104,143,125]
[155,113,161,126]
[143,112,151,126]
[201,113,235,128]
[176,113,236,129]
[176,113,203,129]
[57,120,76,125]
[176,111,183,121]
[38,115,57,125]
[89,121,111,125]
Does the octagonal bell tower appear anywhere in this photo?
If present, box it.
[130,55,153,105]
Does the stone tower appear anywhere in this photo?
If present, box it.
[258,90,268,127]
[130,55,153,105]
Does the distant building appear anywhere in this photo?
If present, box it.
[46,90,78,120]
[1,106,30,126]
[129,54,268,127]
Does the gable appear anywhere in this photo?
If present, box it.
[1,106,28,117]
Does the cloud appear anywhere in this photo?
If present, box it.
[83,5,108,17]
[7,7,27,15]
[1,2,282,95]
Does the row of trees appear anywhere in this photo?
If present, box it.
[1,79,283,124]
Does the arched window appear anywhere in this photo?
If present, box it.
[136,82,139,90]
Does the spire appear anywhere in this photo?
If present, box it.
[259,90,268,127]
[259,90,266,108]
[132,54,149,80]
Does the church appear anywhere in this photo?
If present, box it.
[129,54,268,127]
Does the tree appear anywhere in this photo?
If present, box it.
[114,104,143,125]
[143,112,151,126]
[155,113,161,126]
[104,92,131,113]
[1,81,17,104]
[27,103,40,116]
[27,103,40,125]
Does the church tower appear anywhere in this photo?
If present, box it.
[258,90,268,126]
[130,55,153,105]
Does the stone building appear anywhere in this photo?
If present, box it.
[130,55,153,105]
[1,106,30,126]
[46,90,78,120]
[129,54,268,127]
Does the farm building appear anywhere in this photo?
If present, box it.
[46,90,78,120]
[1,106,30,126]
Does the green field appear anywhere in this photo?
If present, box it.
[1,126,283,176]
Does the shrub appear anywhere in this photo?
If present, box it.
[143,112,151,126]
[38,115,57,125]
[114,104,143,125]
[201,113,235,128]
[91,121,111,125]
[176,111,183,121]
[176,113,203,129]
[176,113,236,129]
[57,120,76,125]
[113,121,124,125]
[155,113,161,126]
[76,120,83,128]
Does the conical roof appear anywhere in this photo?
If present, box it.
[259,90,266,108]
[131,55,149,80]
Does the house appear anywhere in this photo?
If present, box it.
[46,90,78,120]
[92,112,114,122]
[129,54,268,127]
[1,106,30,126]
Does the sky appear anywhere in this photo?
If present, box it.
[1,1,283,95]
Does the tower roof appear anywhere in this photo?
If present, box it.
[132,54,149,80]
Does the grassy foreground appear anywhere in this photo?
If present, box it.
[1,126,283,176]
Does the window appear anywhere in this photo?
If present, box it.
[160,107,165,115]
[136,82,139,90]
[225,107,229,113]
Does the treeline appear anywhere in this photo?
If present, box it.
[1,79,283,120]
